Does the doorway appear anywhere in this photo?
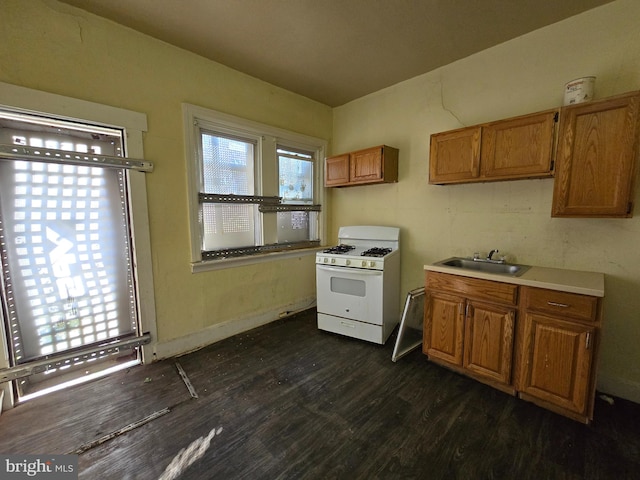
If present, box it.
[0,110,144,400]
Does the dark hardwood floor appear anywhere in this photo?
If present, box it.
[1,309,639,479]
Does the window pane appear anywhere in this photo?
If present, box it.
[277,211,318,244]
[278,150,313,203]
[0,159,137,362]
[277,148,316,244]
[201,132,254,195]
[201,203,256,250]
[200,131,258,250]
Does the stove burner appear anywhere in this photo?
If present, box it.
[323,244,355,254]
[361,247,392,257]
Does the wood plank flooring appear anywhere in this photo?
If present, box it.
[1,309,639,479]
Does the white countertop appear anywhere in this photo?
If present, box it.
[424,263,605,297]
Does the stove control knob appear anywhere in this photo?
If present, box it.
[361,260,367,267]
[346,259,351,265]
[323,258,328,263]
[369,261,376,268]
[331,258,336,264]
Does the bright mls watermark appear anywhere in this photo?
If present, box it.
[0,455,77,479]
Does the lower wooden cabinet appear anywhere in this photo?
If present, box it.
[518,312,594,416]
[424,272,517,393]
[424,291,465,366]
[423,272,603,423]
[464,300,515,385]
[516,286,601,423]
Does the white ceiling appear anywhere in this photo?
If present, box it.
[59,0,614,107]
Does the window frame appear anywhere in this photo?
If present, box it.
[182,104,327,272]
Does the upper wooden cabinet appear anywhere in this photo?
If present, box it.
[429,110,557,185]
[325,154,350,186]
[552,91,640,218]
[324,145,398,187]
[429,126,481,183]
[429,90,640,218]
[481,110,557,180]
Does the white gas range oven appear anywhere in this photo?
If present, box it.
[316,225,400,344]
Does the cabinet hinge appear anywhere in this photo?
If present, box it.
[585,332,592,350]
[554,111,559,122]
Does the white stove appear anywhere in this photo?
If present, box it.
[316,226,400,344]
[316,225,399,270]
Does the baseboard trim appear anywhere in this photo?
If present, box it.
[597,375,640,404]
[152,298,316,361]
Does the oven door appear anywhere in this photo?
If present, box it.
[316,264,384,324]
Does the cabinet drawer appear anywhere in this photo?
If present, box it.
[426,271,518,306]
[523,287,597,321]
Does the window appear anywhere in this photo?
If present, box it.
[183,104,326,270]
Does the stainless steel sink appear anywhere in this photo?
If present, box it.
[433,257,531,277]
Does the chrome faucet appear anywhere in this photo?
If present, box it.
[472,249,505,264]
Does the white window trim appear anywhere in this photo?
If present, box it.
[182,103,327,272]
[0,82,158,410]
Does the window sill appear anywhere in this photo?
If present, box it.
[191,246,324,273]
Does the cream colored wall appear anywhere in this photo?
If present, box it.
[331,0,640,402]
[0,0,332,353]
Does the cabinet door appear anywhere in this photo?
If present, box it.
[464,301,515,385]
[552,91,640,217]
[325,154,350,186]
[429,126,481,184]
[423,291,465,366]
[520,312,594,415]
[481,110,557,179]
[350,147,383,183]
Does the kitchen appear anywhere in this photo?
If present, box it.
[1,0,640,477]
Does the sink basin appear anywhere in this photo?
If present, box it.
[433,257,531,277]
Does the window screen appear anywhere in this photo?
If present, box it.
[200,131,258,250]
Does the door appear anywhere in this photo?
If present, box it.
[0,112,143,399]
[464,300,515,384]
[423,291,465,366]
[316,265,384,324]
[520,312,594,414]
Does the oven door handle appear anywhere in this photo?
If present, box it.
[316,265,383,275]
